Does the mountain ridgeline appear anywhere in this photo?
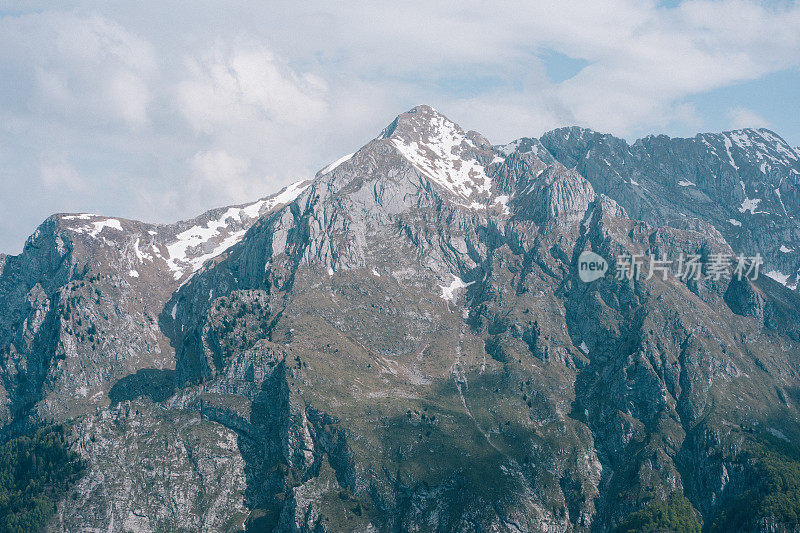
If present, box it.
[2,105,800,532]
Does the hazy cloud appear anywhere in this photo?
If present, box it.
[177,43,328,135]
[1,1,799,253]
[0,12,156,128]
[39,160,87,191]
[728,106,771,130]
[190,149,252,202]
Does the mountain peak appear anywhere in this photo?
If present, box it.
[377,105,498,207]
[378,104,453,141]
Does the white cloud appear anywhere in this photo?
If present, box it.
[2,1,800,254]
[227,0,800,139]
[39,160,86,191]
[190,149,251,202]
[533,0,800,135]
[0,12,156,128]
[174,43,333,207]
[177,43,328,135]
[728,106,771,130]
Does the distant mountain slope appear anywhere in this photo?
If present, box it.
[540,126,800,288]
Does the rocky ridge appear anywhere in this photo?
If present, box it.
[0,180,308,427]
[1,106,800,531]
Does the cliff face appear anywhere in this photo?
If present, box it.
[3,106,800,531]
[540,126,800,288]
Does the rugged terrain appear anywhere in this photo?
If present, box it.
[2,106,800,532]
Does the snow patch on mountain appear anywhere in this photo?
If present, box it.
[319,153,355,175]
[387,108,492,207]
[64,216,124,238]
[240,180,310,219]
[723,136,739,170]
[729,131,750,149]
[133,238,153,262]
[439,274,473,303]
[775,188,789,216]
[498,140,521,156]
[168,230,247,279]
[739,198,763,215]
[760,130,798,161]
[765,269,796,289]
[737,180,766,215]
[166,220,241,279]
[721,129,800,174]
[497,139,543,158]
[494,195,511,214]
[165,180,309,279]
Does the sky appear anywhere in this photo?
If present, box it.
[1,0,799,254]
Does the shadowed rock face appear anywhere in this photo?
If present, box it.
[3,106,800,531]
[108,368,175,406]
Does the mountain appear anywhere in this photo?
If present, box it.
[539,127,800,288]
[0,180,308,426]
[3,105,800,532]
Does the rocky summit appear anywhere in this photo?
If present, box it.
[2,105,800,532]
